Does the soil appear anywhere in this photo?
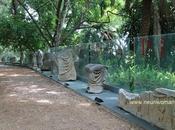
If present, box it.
[0,65,145,130]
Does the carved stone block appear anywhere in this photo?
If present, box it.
[36,50,43,68]
[9,57,16,64]
[118,88,175,130]
[57,49,77,81]
[41,52,52,71]
[137,91,150,121]
[32,53,37,67]
[1,56,6,63]
[85,64,107,94]
[173,116,175,130]
[118,89,140,115]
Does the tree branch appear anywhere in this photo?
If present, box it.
[35,1,51,12]
[61,18,85,43]
[0,1,8,6]
[16,0,52,47]
[53,0,70,47]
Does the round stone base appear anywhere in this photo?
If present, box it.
[86,86,103,94]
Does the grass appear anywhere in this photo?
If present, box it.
[106,65,175,92]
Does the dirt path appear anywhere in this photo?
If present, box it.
[0,65,144,130]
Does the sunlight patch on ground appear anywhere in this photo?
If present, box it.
[8,93,17,97]
[15,87,29,91]
[0,73,5,76]
[8,74,40,77]
[29,85,38,88]
[60,101,68,105]
[46,91,59,95]
[77,102,91,107]
[29,88,46,93]
[46,91,67,96]
[9,74,20,77]
[36,99,53,104]
[19,100,28,103]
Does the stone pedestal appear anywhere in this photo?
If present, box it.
[85,64,107,94]
[41,52,52,71]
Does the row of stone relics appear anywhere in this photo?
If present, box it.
[32,49,107,94]
[2,49,175,130]
[1,49,107,94]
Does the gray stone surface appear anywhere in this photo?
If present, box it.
[26,52,34,66]
[1,56,6,63]
[118,88,175,130]
[155,88,175,97]
[36,50,43,68]
[32,53,37,67]
[57,49,77,81]
[41,52,53,71]
[85,64,107,94]
[9,57,16,64]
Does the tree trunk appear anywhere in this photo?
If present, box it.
[19,46,24,65]
[140,0,152,36]
[173,0,175,7]
[53,0,70,47]
[11,0,18,15]
[16,0,51,47]
[153,1,161,67]
[125,0,131,10]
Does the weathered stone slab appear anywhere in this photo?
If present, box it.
[155,88,175,97]
[51,58,59,76]
[137,91,151,121]
[36,50,43,68]
[1,56,6,63]
[57,49,77,81]
[85,64,107,94]
[173,117,175,130]
[152,90,175,130]
[26,53,33,66]
[9,57,16,64]
[149,91,166,128]
[118,88,175,130]
[41,52,52,71]
[1,56,10,63]
[118,89,140,115]
[32,53,37,67]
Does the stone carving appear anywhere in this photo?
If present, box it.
[1,56,6,63]
[41,52,53,71]
[32,53,37,67]
[36,50,43,68]
[118,88,175,130]
[56,49,77,81]
[1,56,10,63]
[155,88,175,97]
[9,57,16,64]
[50,58,59,76]
[85,64,107,94]
[24,53,33,66]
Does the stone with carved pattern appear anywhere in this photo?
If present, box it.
[85,64,107,94]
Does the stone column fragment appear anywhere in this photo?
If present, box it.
[85,64,107,94]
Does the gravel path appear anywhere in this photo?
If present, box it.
[0,65,144,130]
